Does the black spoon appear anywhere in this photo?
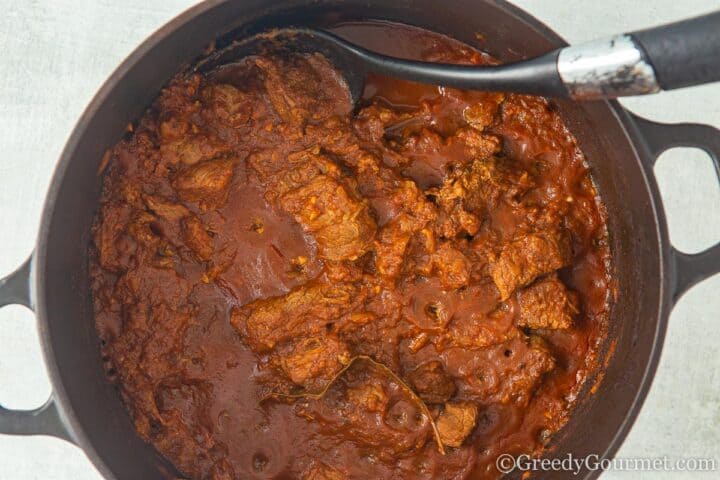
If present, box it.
[197,10,720,102]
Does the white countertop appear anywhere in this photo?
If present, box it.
[1,1,718,478]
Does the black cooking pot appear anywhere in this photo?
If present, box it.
[1,1,719,479]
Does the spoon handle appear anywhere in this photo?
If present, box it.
[559,10,720,99]
[631,11,720,92]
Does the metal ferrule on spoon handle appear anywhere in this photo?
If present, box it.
[557,35,660,100]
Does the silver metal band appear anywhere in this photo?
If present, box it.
[558,34,660,100]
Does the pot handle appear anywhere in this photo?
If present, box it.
[0,257,75,443]
[630,113,720,302]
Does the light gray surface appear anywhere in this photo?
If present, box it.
[0,1,718,479]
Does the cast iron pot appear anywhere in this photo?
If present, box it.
[1,1,719,478]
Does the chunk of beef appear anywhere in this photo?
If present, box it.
[315,147,437,229]
[407,360,456,404]
[518,275,578,330]
[173,157,235,211]
[279,174,377,262]
[346,380,389,413]
[354,104,429,143]
[462,92,505,131]
[143,194,189,221]
[249,147,339,187]
[489,230,571,300]
[374,213,417,279]
[436,401,479,448]
[309,147,440,273]
[95,201,135,272]
[278,336,351,388]
[158,114,191,142]
[459,156,533,213]
[444,336,556,406]
[356,154,437,227]
[434,201,481,239]
[438,312,521,351]
[113,175,144,207]
[200,83,252,128]
[366,174,437,280]
[432,242,471,290]
[448,128,502,160]
[153,74,201,144]
[181,215,214,261]
[231,282,367,352]
[400,227,436,277]
[160,133,230,166]
[433,155,533,238]
[251,150,377,262]
[255,55,352,126]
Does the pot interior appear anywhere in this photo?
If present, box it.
[36,1,666,479]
